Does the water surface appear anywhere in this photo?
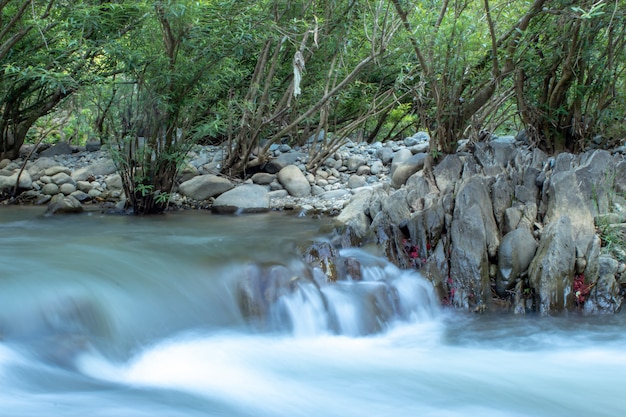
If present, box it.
[1,207,624,416]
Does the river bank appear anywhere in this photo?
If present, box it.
[1,133,626,315]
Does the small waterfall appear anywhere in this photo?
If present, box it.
[236,246,440,336]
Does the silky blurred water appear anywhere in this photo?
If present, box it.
[1,207,625,417]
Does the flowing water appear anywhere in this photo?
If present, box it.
[1,207,625,417]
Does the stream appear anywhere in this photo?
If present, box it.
[1,207,625,417]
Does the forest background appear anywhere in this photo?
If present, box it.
[0,0,624,213]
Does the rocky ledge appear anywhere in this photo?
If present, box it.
[1,133,626,315]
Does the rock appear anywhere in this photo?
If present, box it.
[449,176,500,309]
[334,189,373,241]
[545,171,595,252]
[370,160,384,175]
[615,161,626,194]
[85,141,101,152]
[70,190,91,202]
[584,256,621,314]
[346,156,366,171]
[528,216,577,314]
[51,172,75,186]
[391,153,427,188]
[277,165,311,197]
[492,174,513,228]
[104,174,124,190]
[347,175,367,189]
[46,194,84,215]
[178,174,234,201]
[450,202,490,309]
[44,166,71,176]
[59,183,77,195]
[72,159,117,181]
[27,157,58,177]
[489,136,517,166]
[496,228,538,296]
[433,154,463,195]
[320,189,351,200]
[403,131,429,147]
[178,165,199,183]
[390,148,413,176]
[40,142,72,157]
[408,142,430,153]
[76,181,93,193]
[381,189,411,226]
[41,183,60,195]
[212,184,270,213]
[251,173,276,185]
[0,170,32,191]
[265,152,308,174]
[0,159,9,169]
[574,150,614,216]
[377,147,394,164]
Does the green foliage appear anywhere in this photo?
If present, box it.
[3,0,626,213]
[515,0,626,152]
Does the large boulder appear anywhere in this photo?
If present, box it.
[277,165,311,197]
[72,159,117,181]
[496,228,538,296]
[178,174,234,201]
[0,170,32,191]
[45,194,84,215]
[433,154,463,195]
[334,189,373,243]
[449,176,500,309]
[544,171,595,250]
[528,216,577,314]
[583,256,622,314]
[212,184,270,213]
[391,153,427,188]
[40,142,72,157]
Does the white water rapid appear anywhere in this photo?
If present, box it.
[1,208,625,417]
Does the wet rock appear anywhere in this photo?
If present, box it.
[302,241,340,282]
[334,189,373,243]
[528,216,577,314]
[46,194,84,215]
[492,174,513,228]
[584,256,622,314]
[496,228,538,296]
[449,176,500,309]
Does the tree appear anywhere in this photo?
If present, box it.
[221,0,401,176]
[390,0,547,154]
[515,0,626,152]
[106,0,262,213]
[0,0,142,160]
